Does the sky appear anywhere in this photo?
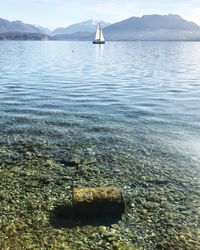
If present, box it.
[0,0,200,29]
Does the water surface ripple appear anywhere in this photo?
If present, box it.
[0,42,200,162]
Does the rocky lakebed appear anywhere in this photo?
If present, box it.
[0,139,199,250]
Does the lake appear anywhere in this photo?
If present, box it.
[0,41,200,249]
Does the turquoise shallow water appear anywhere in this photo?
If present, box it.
[0,41,200,249]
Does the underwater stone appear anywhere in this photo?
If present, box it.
[99,226,107,234]
[72,187,125,218]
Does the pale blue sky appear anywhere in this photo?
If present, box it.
[0,0,200,28]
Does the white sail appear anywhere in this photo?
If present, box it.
[100,29,105,42]
[95,24,101,40]
[93,24,105,43]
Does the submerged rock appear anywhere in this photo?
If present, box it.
[73,187,126,218]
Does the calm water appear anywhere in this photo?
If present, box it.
[0,41,200,165]
[0,41,200,249]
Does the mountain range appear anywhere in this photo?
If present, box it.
[103,14,200,41]
[0,18,110,35]
[0,14,200,41]
[0,18,41,33]
[52,20,110,36]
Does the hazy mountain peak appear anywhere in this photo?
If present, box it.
[35,25,51,35]
[0,18,41,33]
[91,19,98,25]
[103,14,200,41]
[52,19,111,36]
[13,20,23,24]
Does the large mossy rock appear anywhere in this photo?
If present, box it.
[73,187,125,218]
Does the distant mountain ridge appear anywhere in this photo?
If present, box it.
[103,14,200,40]
[52,20,110,36]
[0,18,110,36]
[0,18,41,33]
[0,14,200,41]
[105,14,199,32]
[35,25,52,35]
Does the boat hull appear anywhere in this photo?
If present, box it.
[93,41,105,44]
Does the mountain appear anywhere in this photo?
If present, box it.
[52,20,110,36]
[35,25,52,35]
[103,14,200,40]
[0,18,42,33]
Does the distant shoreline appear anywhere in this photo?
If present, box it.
[0,39,200,42]
[0,33,200,42]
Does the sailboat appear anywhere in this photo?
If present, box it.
[93,24,105,44]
